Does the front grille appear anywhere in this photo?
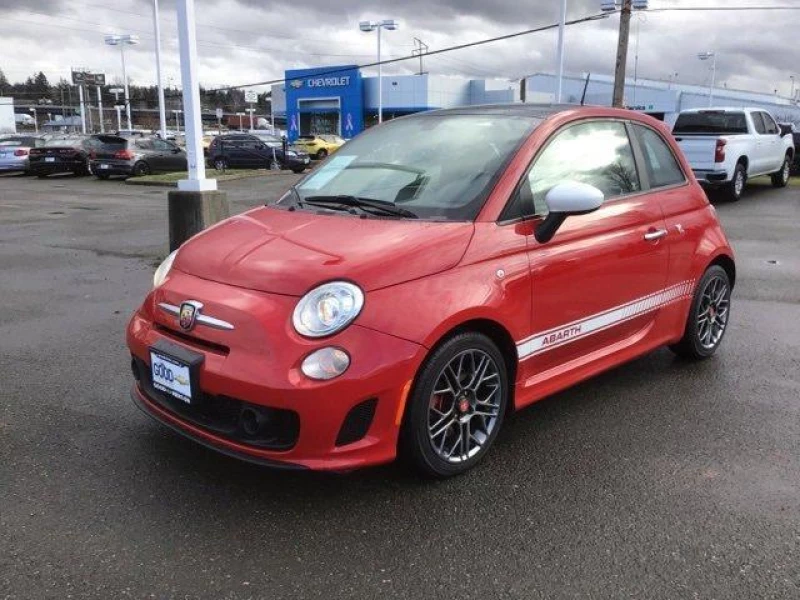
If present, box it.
[132,357,299,451]
[154,324,230,356]
[336,398,378,447]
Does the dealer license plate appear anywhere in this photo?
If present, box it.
[45,157,56,162]
[100,163,110,169]
[150,351,193,404]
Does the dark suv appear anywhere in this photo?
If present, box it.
[207,134,310,173]
[89,135,187,179]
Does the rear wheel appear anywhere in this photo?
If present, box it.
[316,149,328,160]
[400,332,508,478]
[96,174,110,180]
[770,154,791,188]
[292,167,306,174]
[669,265,731,360]
[213,157,228,171]
[133,161,151,177]
[725,163,746,202]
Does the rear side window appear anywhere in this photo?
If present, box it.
[525,120,641,215]
[632,125,686,188]
[673,112,748,135]
[751,113,767,135]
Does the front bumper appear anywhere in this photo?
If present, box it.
[126,271,425,471]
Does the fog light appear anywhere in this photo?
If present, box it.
[301,347,350,381]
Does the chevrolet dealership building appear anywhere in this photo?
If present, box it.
[271,65,516,141]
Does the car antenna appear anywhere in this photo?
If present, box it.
[580,73,591,106]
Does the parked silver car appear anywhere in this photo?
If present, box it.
[0,135,48,174]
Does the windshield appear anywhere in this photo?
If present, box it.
[292,114,538,221]
[673,112,748,135]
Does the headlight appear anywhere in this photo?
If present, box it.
[292,282,364,338]
[301,347,350,380]
[153,250,178,288]
[286,150,297,157]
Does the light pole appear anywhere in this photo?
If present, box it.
[698,51,717,107]
[790,75,796,101]
[153,0,168,139]
[359,19,399,124]
[556,0,567,103]
[246,107,255,130]
[172,109,183,133]
[29,107,38,133]
[236,112,245,130]
[104,34,140,130]
[109,87,124,131]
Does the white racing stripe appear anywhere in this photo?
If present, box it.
[516,280,695,360]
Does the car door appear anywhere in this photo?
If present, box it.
[759,112,783,173]
[135,139,163,171]
[157,139,186,171]
[749,112,769,175]
[519,119,670,379]
[629,123,702,335]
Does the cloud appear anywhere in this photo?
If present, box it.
[0,0,795,99]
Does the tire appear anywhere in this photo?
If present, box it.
[292,167,306,174]
[36,173,48,179]
[96,174,110,180]
[399,332,509,478]
[770,154,791,188]
[725,163,746,202]
[669,265,732,360]
[133,161,151,177]
[315,149,328,160]
[213,157,228,171]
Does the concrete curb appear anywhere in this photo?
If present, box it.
[125,169,311,188]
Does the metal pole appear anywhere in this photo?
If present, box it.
[32,108,38,134]
[709,54,716,107]
[115,105,122,131]
[248,107,254,130]
[555,0,567,103]
[176,0,214,190]
[377,26,383,124]
[612,0,633,108]
[78,85,87,134]
[632,15,640,106]
[121,44,133,130]
[97,85,104,133]
[790,77,795,100]
[153,0,168,139]
[87,89,94,132]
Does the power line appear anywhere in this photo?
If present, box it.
[206,11,613,92]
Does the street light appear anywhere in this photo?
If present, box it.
[698,51,717,107]
[109,87,124,131]
[104,33,140,130]
[790,75,796,101]
[172,109,183,133]
[359,19,399,124]
[153,0,168,139]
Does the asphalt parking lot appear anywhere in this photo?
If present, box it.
[1,173,799,599]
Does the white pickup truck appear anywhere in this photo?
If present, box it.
[672,107,795,201]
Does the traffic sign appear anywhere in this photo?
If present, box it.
[244,90,258,104]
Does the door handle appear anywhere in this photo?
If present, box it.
[644,229,668,242]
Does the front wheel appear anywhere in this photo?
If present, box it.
[315,149,328,160]
[669,265,732,360]
[213,157,228,171]
[292,167,306,174]
[400,332,508,478]
[771,155,791,188]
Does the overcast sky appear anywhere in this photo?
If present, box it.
[1,0,798,98]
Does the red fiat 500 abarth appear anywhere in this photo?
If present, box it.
[128,105,735,477]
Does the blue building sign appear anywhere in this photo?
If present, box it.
[285,65,364,142]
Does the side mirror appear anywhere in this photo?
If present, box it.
[534,181,604,244]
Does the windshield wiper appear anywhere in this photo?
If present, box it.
[303,195,418,219]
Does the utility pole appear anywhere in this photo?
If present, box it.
[413,38,428,75]
[555,0,567,103]
[612,0,633,108]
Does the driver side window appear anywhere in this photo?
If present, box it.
[516,121,641,218]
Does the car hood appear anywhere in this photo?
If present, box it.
[174,206,474,296]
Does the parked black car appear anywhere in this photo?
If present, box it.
[29,136,93,177]
[207,134,310,173]
[89,135,187,179]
